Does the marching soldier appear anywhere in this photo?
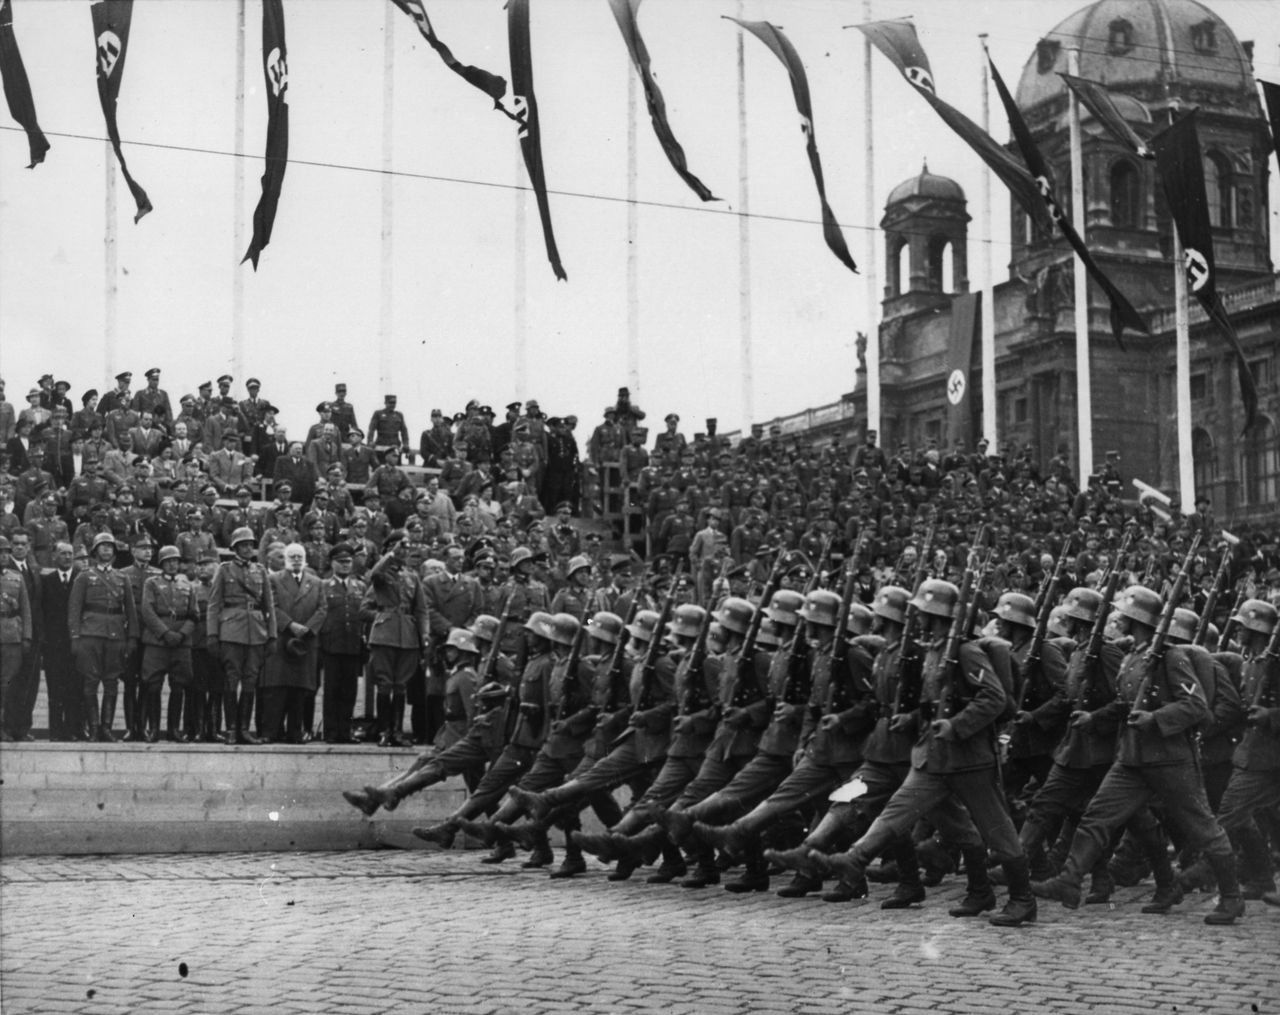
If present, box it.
[495,546,550,653]
[68,533,139,742]
[806,578,1038,928]
[208,526,277,745]
[1033,585,1244,925]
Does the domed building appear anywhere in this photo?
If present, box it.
[827,0,1278,522]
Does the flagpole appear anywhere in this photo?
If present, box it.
[863,0,879,439]
[104,142,118,381]
[378,1,395,395]
[1173,233,1194,504]
[979,34,996,455]
[737,0,754,432]
[232,0,246,382]
[1068,48,1093,485]
[515,149,528,401]
[626,64,640,398]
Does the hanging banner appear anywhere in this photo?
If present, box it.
[242,0,289,270]
[0,0,50,167]
[91,0,151,221]
[1151,111,1259,433]
[945,292,981,447]
[609,0,716,202]
[390,0,511,112]
[988,53,1148,346]
[508,0,565,281]
[726,16,856,274]
[1058,72,1153,159]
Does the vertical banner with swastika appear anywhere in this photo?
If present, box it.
[389,0,511,113]
[90,0,151,222]
[0,0,50,167]
[945,291,980,448]
[726,16,856,274]
[987,53,1147,348]
[609,0,716,203]
[242,0,288,270]
[1151,111,1259,434]
[1261,80,1280,165]
[854,19,1053,239]
[508,0,566,282]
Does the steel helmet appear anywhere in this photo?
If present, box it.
[523,610,555,640]
[91,532,118,552]
[871,585,910,625]
[229,526,256,548]
[713,597,755,636]
[846,603,874,636]
[763,589,805,627]
[469,614,500,643]
[995,592,1037,629]
[157,545,181,564]
[668,603,708,640]
[509,546,535,569]
[445,627,480,654]
[1047,604,1072,639]
[1166,608,1199,645]
[565,554,592,578]
[0,536,10,552]
[585,611,624,645]
[626,609,661,643]
[798,590,842,627]
[755,617,784,648]
[548,612,581,646]
[1113,585,1163,629]
[707,621,727,652]
[1061,587,1103,625]
[911,579,961,619]
[1230,598,1277,637]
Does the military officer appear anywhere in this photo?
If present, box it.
[69,533,139,741]
[318,544,366,743]
[361,531,430,747]
[0,535,33,742]
[131,368,173,431]
[208,526,277,745]
[139,546,198,742]
[368,395,411,463]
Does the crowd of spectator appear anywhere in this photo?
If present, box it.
[1,365,1278,747]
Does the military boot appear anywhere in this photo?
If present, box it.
[645,842,687,884]
[723,845,770,894]
[549,837,587,879]
[235,693,262,745]
[121,685,141,742]
[1203,853,1246,925]
[390,692,410,747]
[989,856,1038,927]
[881,837,926,909]
[143,688,163,743]
[948,848,998,917]
[82,691,100,742]
[412,819,459,849]
[375,690,394,747]
[97,691,118,743]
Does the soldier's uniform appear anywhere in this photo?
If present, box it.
[208,544,277,743]
[139,564,197,740]
[318,563,366,744]
[68,551,139,740]
[361,552,429,744]
[189,555,222,741]
[495,566,549,653]
[118,545,159,740]
[0,553,33,740]
[367,402,410,458]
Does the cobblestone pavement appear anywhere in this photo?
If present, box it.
[1,850,1276,1015]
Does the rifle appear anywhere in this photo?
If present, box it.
[636,586,676,712]
[1128,532,1202,715]
[1246,612,1280,716]
[1019,535,1072,711]
[957,525,991,640]
[1218,582,1248,649]
[1194,531,1238,645]
[550,621,587,724]
[931,536,985,723]
[890,524,936,716]
[1077,523,1136,710]
[605,598,640,694]
[480,597,517,685]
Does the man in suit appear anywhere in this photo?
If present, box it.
[39,541,80,739]
[273,441,318,510]
[3,530,42,740]
[263,543,327,743]
[208,432,255,494]
[126,412,165,460]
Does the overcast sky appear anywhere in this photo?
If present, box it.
[2,0,1277,440]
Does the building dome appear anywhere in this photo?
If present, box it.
[886,162,966,207]
[1015,0,1255,112]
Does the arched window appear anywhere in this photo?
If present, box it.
[897,236,911,294]
[1192,427,1216,499]
[1108,19,1134,55]
[1204,151,1234,228]
[928,235,952,292]
[1109,160,1140,228]
[886,235,907,296]
[1239,414,1278,506]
